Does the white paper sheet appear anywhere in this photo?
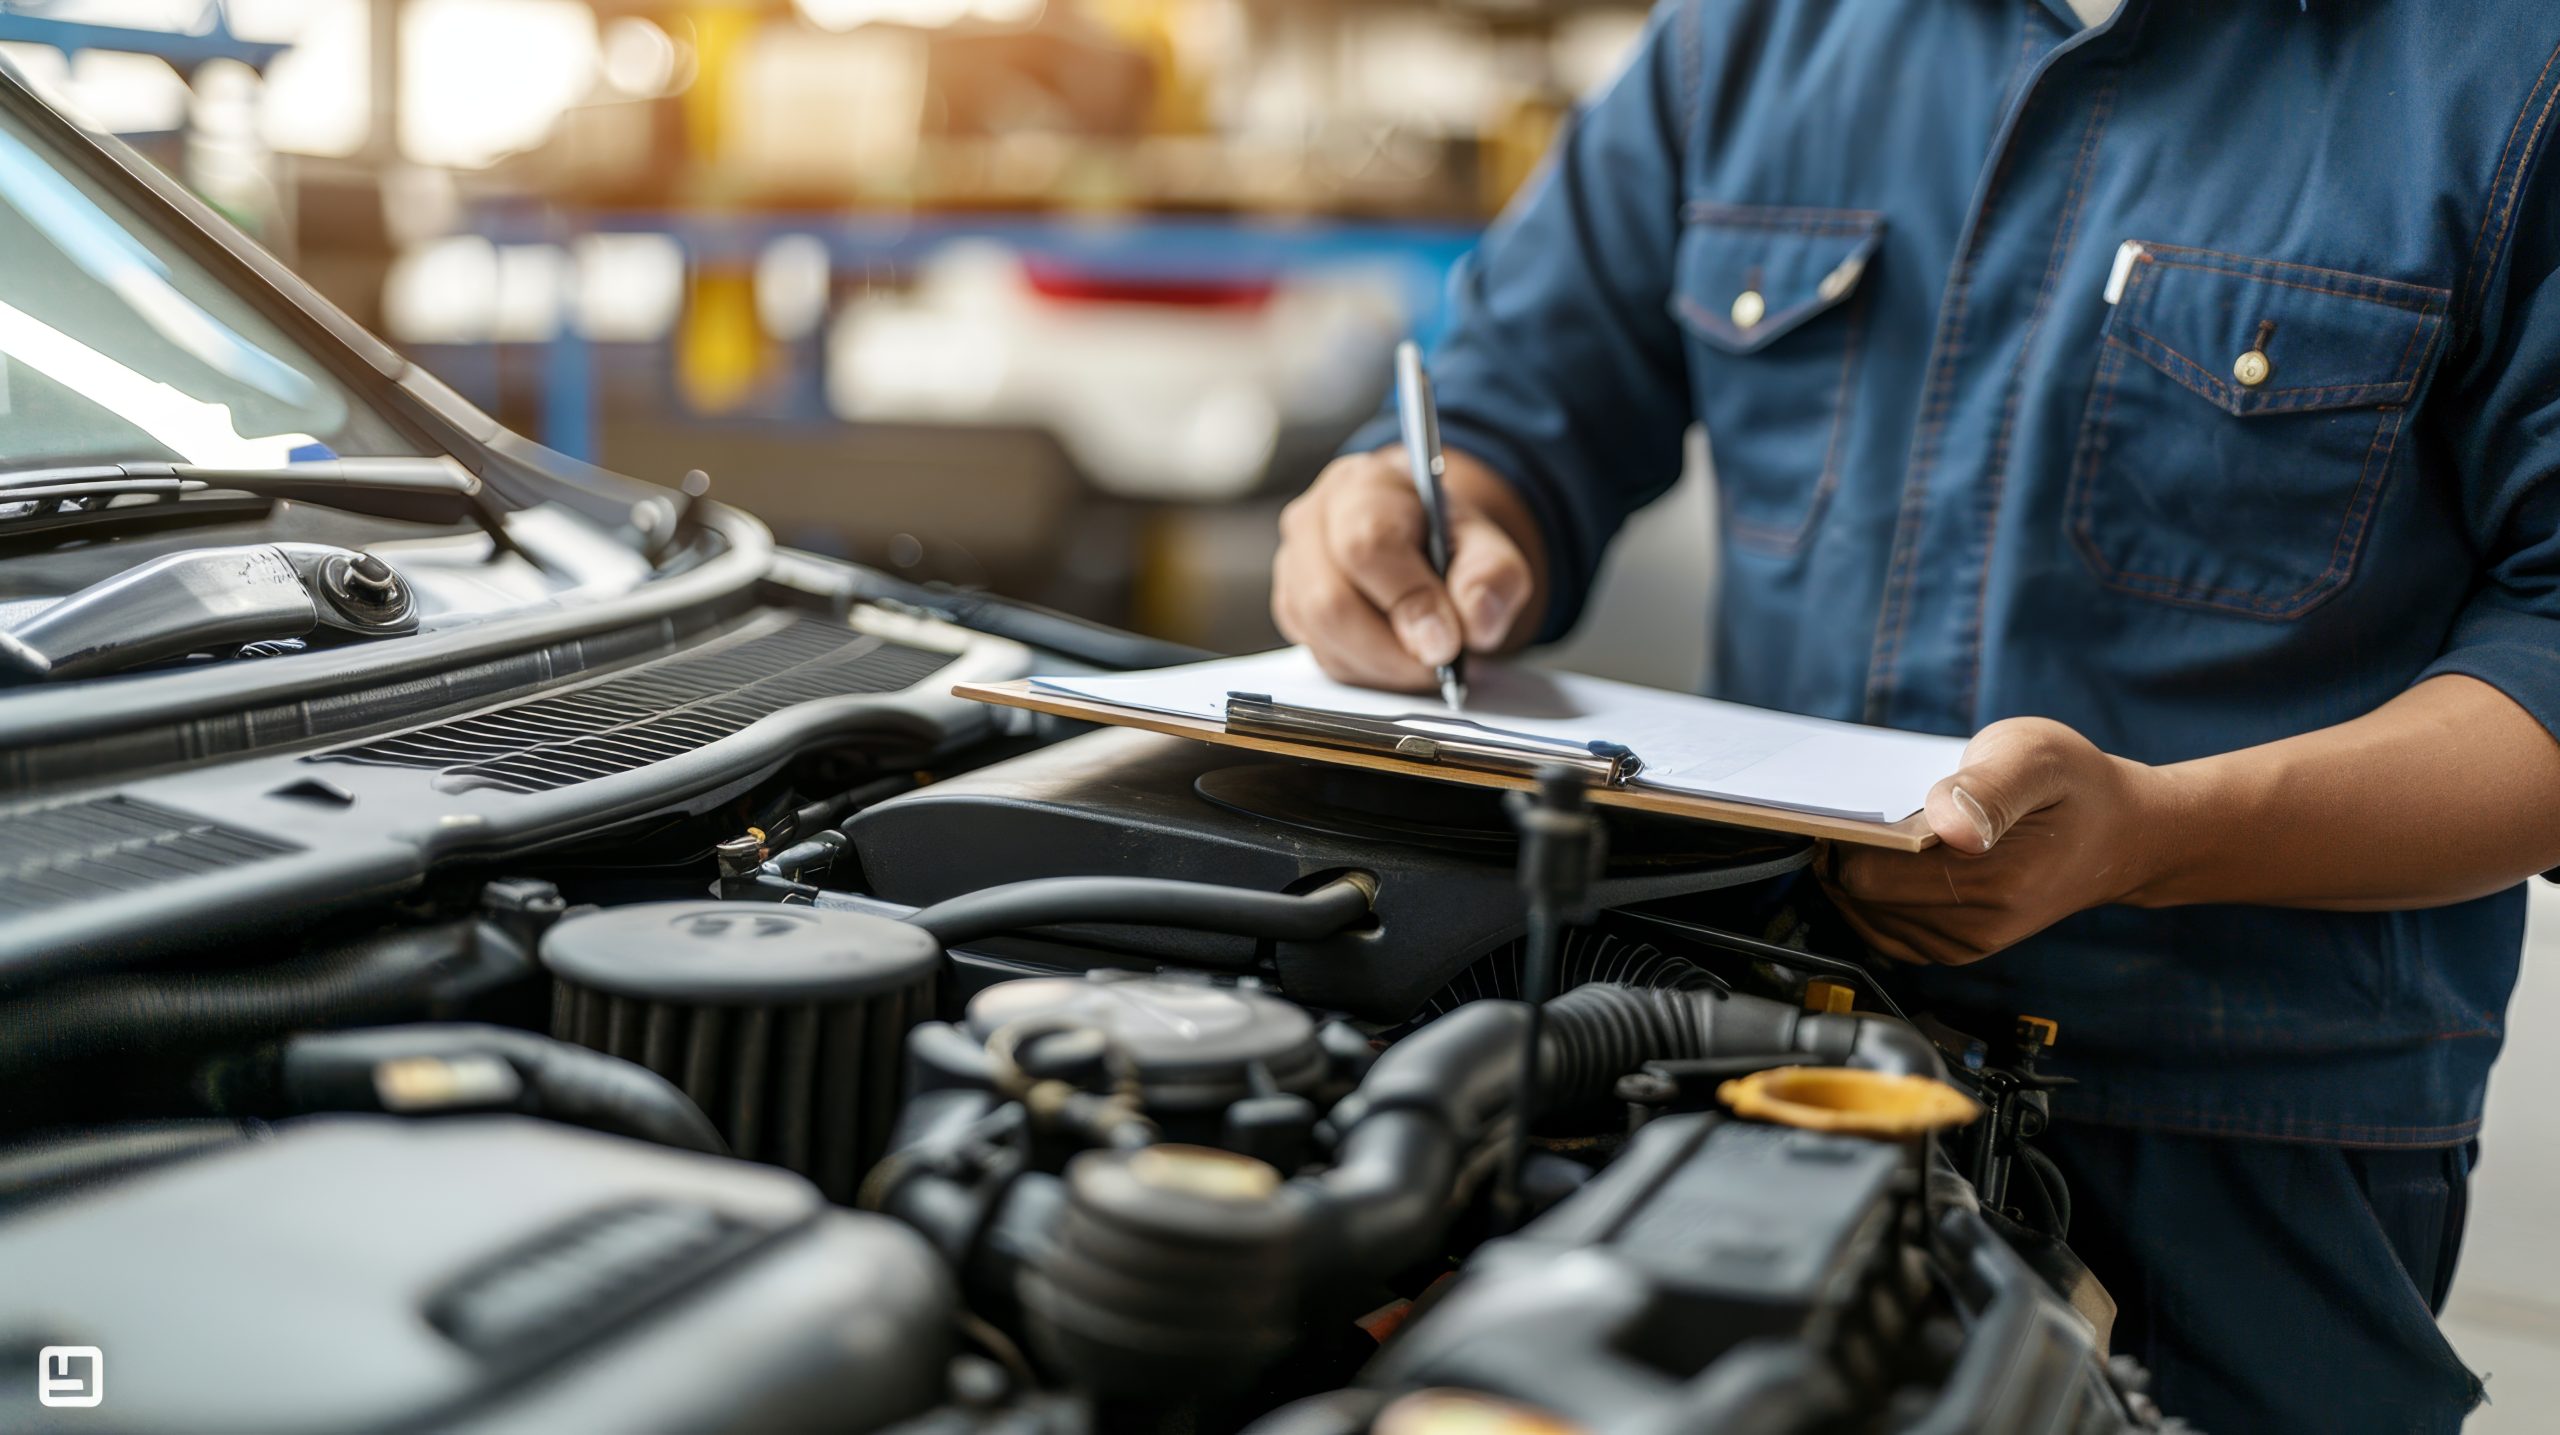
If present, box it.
[1028,649,1968,824]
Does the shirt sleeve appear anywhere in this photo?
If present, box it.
[1342,5,1695,643]
[2417,167,2560,744]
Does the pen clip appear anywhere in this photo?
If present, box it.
[2104,240,2145,306]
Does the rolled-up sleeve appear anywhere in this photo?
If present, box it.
[1343,5,1695,642]
[2420,200,2560,742]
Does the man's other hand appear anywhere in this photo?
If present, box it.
[1272,447,1550,690]
[1821,718,2173,966]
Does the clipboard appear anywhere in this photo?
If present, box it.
[953,678,1939,852]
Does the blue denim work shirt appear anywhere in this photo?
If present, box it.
[1347,0,2560,1146]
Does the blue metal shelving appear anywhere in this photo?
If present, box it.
[0,3,289,73]
[456,204,1482,458]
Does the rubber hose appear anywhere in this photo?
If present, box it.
[761,830,851,882]
[1535,982,1711,1105]
[1284,1000,1531,1282]
[1293,1109,1459,1278]
[909,874,1373,948]
[2015,1141,2072,1240]
[0,920,519,1081]
[1536,982,1943,1111]
[1326,995,1527,1139]
[278,1023,727,1155]
[1289,986,1941,1286]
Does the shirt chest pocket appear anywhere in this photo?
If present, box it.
[1669,203,1884,555]
[2067,243,2451,618]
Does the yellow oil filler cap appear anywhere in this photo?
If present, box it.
[1718,1065,1982,1138]
[1802,978,1856,1014]
[1375,1389,1586,1435]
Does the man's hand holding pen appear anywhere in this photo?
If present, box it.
[1271,444,1549,694]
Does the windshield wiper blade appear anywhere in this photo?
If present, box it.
[0,455,493,527]
[0,476,201,506]
[0,466,218,531]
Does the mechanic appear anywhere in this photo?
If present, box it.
[1269,3,2560,1430]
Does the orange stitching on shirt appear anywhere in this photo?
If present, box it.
[1863,2,2046,719]
[2081,409,2393,614]
[2391,292,2436,380]
[1960,77,2118,719]
[2461,37,2560,322]
[2140,242,2452,308]
[2074,389,2403,618]
[1868,218,1991,711]
[2476,61,2560,325]
[1726,284,1871,555]
[2119,323,2423,412]
[2139,257,2448,314]
[2066,340,2130,585]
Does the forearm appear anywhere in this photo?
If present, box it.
[2126,674,2560,911]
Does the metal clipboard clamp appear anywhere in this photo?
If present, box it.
[1222,693,1643,788]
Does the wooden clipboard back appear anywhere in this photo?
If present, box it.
[953,679,1938,852]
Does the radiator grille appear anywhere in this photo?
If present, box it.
[312,617,955,795]
[0,794,300,913]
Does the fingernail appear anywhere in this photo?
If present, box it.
[1952,786,1996,848]
[1466,588,1510,638]
[1403,612,1456,665]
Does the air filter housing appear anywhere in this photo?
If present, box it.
[542,902,939,1201]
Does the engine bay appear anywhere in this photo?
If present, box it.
[0,585,2180,1434]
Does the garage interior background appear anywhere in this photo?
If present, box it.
[2,0,2552,1420]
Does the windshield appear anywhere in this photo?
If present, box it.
[0,106,420,472]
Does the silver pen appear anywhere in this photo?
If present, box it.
[1393,340,1466,710]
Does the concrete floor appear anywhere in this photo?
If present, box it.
[1554,459,2559,1429]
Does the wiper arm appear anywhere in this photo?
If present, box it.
[156,455,490,525]
[0,455,494,528]
[0,541,419,681]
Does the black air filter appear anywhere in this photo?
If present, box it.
[541,903,939,1201]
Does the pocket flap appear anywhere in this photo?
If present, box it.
[1670,203,1885,354]
[2108,242,2450,417]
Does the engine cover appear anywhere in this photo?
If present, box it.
[0,1117,954,1434]
[851,727,1811,1020]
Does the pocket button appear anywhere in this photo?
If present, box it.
[2234,348,2272,387]
[1731,289,1767,330]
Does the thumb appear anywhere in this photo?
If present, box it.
[1923,718,2080,854]
[1442,510,1534,651]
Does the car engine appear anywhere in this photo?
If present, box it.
[0,566,2179,1434]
